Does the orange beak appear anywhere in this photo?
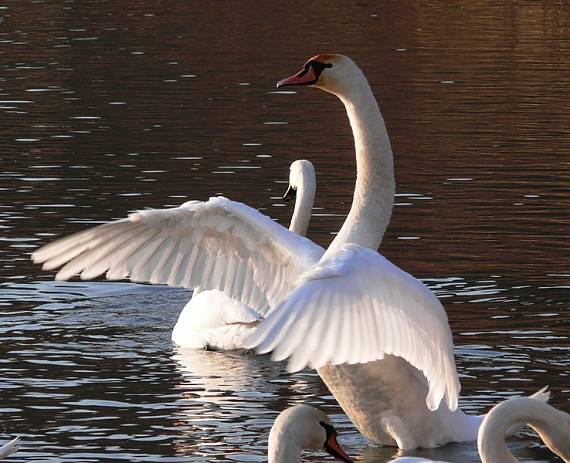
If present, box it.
[276,64,318,88]
[324,432,353,462]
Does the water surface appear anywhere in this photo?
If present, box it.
[1,1,569,461]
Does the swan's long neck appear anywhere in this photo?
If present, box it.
[325,72,395,256]
[289,178,315,237]
[478,398,570,463]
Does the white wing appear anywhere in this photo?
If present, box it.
[249,243,460,411]
[0,437,19,459]
[32,196,324,315]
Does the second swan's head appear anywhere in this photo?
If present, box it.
[276,54,363,96]
[283,159,316,202]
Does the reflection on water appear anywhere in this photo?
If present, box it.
[1,0,569,461]
[0,281,565,462]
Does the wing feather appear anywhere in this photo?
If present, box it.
[248,243,460,412]
[32,197,324,316]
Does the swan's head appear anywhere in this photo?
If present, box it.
[276,54,363,96]
[283,159,316,202]
[268,405,353,462]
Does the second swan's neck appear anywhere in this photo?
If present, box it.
[325,72,395,256]
[289,178,315,237]
[478,397,570,463]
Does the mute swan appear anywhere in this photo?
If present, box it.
[171,159,316,349]
[389,394,570,462]
[0,437,19,459]
[247,55,551,449]
[268,404,352,463]
[30,55,544,450]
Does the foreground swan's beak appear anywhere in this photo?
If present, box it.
[324,433,353,463]
[276,63,317,87]
[282,185,296,201]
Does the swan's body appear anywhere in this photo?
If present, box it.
[268,405,352,463]
[171,160,316,350]
[171,289,262,349]
[0,437,19,459]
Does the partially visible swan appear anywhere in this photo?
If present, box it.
[388,393,570,462]
[268,405,352,463]
[478,395,570,463]
[171,159,317,349]
[0,437,19,459]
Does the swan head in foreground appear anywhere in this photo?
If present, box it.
[268,404,353,463]
[277,54,364,97]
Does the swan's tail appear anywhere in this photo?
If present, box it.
[0,436,20,459]
[504,386,550,437]
[528,385,551,402]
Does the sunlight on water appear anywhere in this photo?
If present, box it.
[1,0,569,461]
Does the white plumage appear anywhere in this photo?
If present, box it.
[255,243,459,412]
[33,160,321,351]
[32,196,323,315]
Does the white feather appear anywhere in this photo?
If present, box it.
[248,243,460,412]
[32,197,324,317]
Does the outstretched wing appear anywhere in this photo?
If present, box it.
[249,243,460,411]
[32,196,324,315]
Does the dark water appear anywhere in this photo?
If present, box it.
[1,1,569,461]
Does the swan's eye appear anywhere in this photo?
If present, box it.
[310,61,333,75]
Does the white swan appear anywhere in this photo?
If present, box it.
[0,437,19,459]
[171,159,317,350]
[246,55,550,449]
[30,55,544,450]
[268,404,352,463]
[31,181,325,325]
[388,394,570,462]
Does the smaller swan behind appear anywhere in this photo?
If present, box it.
[171,159,317,350]
[268,405,352,463]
